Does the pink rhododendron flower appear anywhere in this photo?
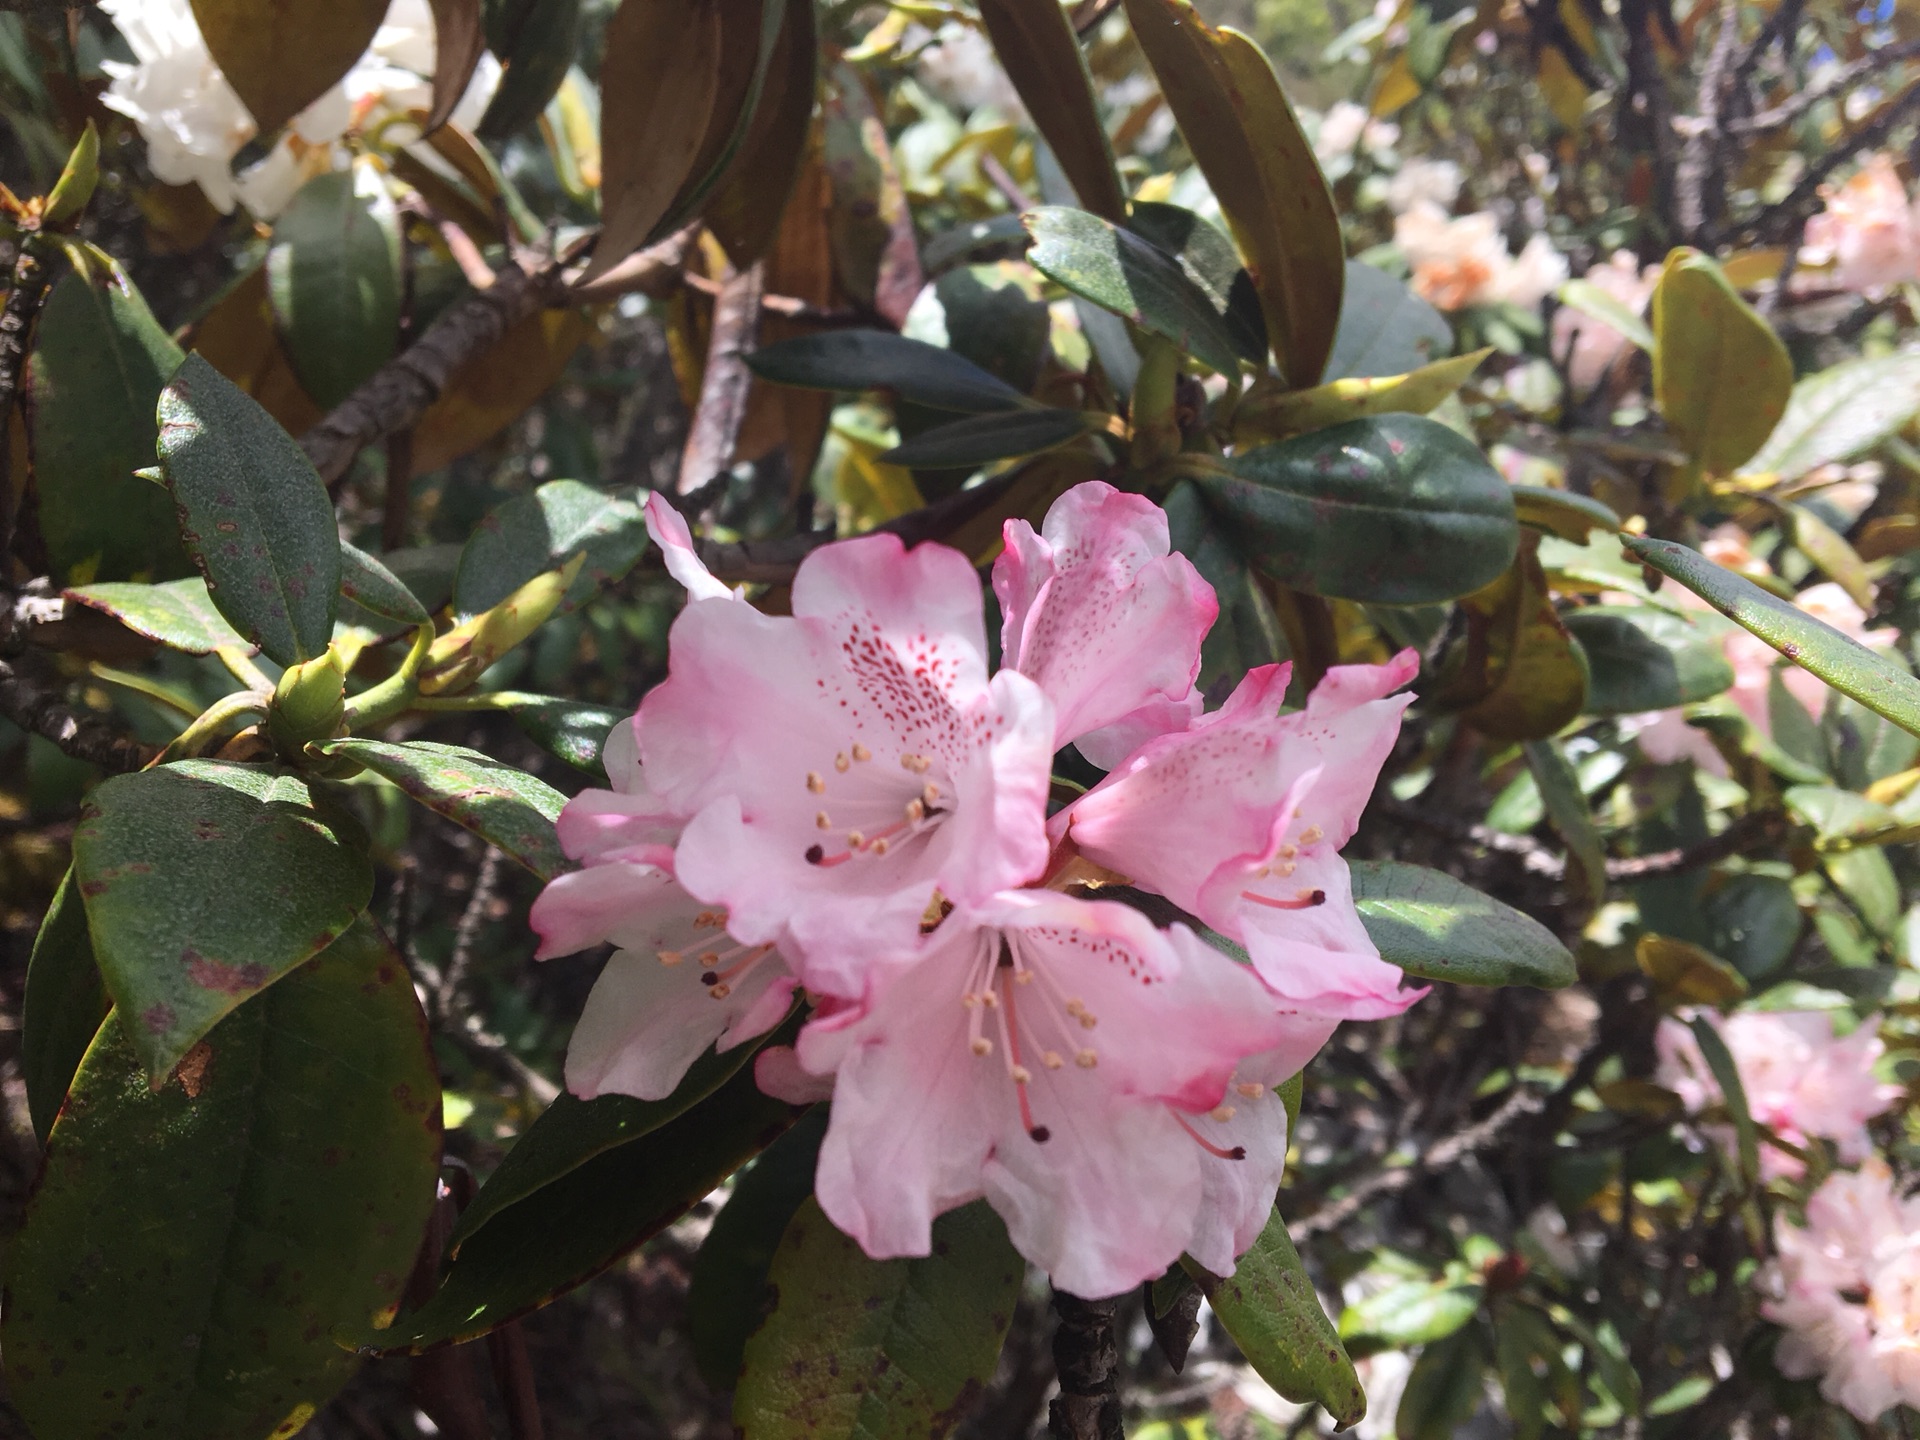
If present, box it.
[1552,251,1659,393]
[638,528,1055,995]
[1724,582,1898,740]
[1765,1159,1920,1421]
[1656,1010,1900,1179]
[644,492,738,602]
[1798,154,1920,297]
[1057,653,1424,1021]
[993,481,1216,753]
[1395,203,1567,311]
[787,889,1300,1298]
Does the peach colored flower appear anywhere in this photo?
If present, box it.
[1394,202,1566,311]
[1799,155,1920,296]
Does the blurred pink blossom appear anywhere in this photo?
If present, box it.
[1552,251,1659,393]
[1394,203,1567,311]
[1798,155,1920,296]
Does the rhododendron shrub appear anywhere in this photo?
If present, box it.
[5,1,1920,1438]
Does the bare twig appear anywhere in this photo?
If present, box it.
[1730,37,1920,134]
[440,845,504,1021]
[0,655,155,772]
[0,235,56,572]
[1741,80,1920,244]
[1674,0,1740,242]
[1049,1290,1124,1440]
[487,1323,547,1440]
[383,429,415,550]
[676,261,766,497]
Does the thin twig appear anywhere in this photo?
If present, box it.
[439,845,504,1022]
[1048,1290,1124,1440]
[1729,37,1920,134]
[383,429,415,550]
[0,655,155,772]
[487,1324,547,1440]
[0,234,56,573]
[676,260,766,497]
[1674,0,1740,242]
[1740,79,1920,244]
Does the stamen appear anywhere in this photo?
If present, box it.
[998,964,1047,1143]
[1175,1113,1246,1160]
[905,798,925,823]
[1242,888,1327,911]
[1278,844,1298,860]
[657,949,684,966]
[1011,1065,1032,1084]
[1210,1105,1237,1122]
[834,752,850,772]
[901,753,931,774]
[871,838,890,856]
[710,982,732,998]
[1236,1082,1266,1099]
[1299,825,1323,844]
[851,743,871,762]
[698,951,721,965]
[815,811,832,830]
[971,1036,993,1056]
[1076,1049,1098,1068]
[1015,970,1033,985]
[1043,1051,1064,1069]
[922,781,940,806]
[807,772,825,793]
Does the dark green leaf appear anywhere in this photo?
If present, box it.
[977,0,1126,223]
[493,693,625,778]
[878,408,1091,468]
[1689,1015,1759,1184]
[1127,201,1267,364]
[1164,480,1286,699]
[1323,259,1453,380]
[266,165,402,410]
[1623,535,1920,741]
[21,870,109,1144]
[1351,860,1576,988]
[1563,606,1734,714]
[1524,739,1606,904]
[1747,350,1920,481]
[451,1015,798,1254]
[322,738,568,880]
[1024,206,1243,378]
[1396,1325,1491,1440]
[1704,873,1801,981]
[71,760,374,1079]
[5,917,439,1440]
[1340,1276,1482,1348]
[1188,1208,1365,1428]
[1199,414,1518,604]
[1510,484,1621,542]
[479,0,585,138]
[339,539,431,626]
[357,1066,802,1351]
[734,1199,1022,1440]
[908,264,1054,396]
[28,250,192,583]
[689,1108,829,1390]
[64,576,253,654]
[157,353,342,665]
[452,478,649,617]
[749,331,1032,413]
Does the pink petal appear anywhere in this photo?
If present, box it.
[993,482,1218,749]
[554,785,684,866]
[529,860,673,959]
[755,1045,836,1103]
[645,492,735,602]
[1072,690,1204,772]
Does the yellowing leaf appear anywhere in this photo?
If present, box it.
[1536,46,1588,129]
[1235,348,1490,440]
[1651,248,1792,482]
[978,0,1128,223]
[409,308,591,476]
[1122,0,1344,385]
[1371,54,1421,116]
[1635,933,1747,1006]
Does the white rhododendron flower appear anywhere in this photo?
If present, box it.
[1393,202,1567,310]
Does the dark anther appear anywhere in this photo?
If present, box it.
[1030,1125,1052,1143]
[1227,1146,1246,1160]
[805,844,824,865]
[699,971,719,986]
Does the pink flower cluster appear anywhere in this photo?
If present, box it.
[1767,1160,1920,1422]
[1798,154,1920,297]
[530,483,1423,1298]
[1656,1010,1900,1180]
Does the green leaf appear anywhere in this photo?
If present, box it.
[1562,606,1734,714]
[157,353,342,666]
[188,0,388,134]
[266,164,402,410]
[1164,481,1286,697]
[28,250,192,584]
[64,576,254,655]
[1323,260,1453,380]
[1187,1209,1365,1428]
[357,1066,803,1351]
[1704,873,1801,981]
[21,870,110,1144]
[750,331,1032,413]
[878,408,1092,468]
[1024,205,1244,378]
[1688,1015,1759,1184]
[453,478,649,617]
[322,738,568,880]
[479,0,586,138]
[5,916,439,1440]
[42,119,100,228]
[1624,535,1920,741]
[977,0,1126,223]
[339,539,431,626]
[1524,739,1606,904]
[1650,248,1792,479]
[1557,277,1654,354]
[734,1199,1022,1440]
[1747,350,1920,481]
[1127,201,1268,365]
[1199,414,1518,604]
[1350,860,1576,988]
[489,692,626,778]
[1509,485,1621,542]
[1340,1275,1482,1348]
[72,760,374,1080]
[451,1015,798,1254]
[689,1108,829,1390]
[1396,1325,1491,1440]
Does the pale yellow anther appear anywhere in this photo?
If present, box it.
[922,782,940,806]
[1274,861,1296,877]
[710,982,733,999]
[657,949,685,966]
[871,838,890,856]
[1300,825,1323,845]
[905,798,925,823]
[1011,1065,1032,1084]
[852,742,871,762]
[980,990,999,1009]
[848,829,866,848]
[971,1036,994,1056]
[698,951,720,966]
[901,753,917,770]
[1210,1105,1237,1123]
[962,993,979,1009]
[807,772,826,793]
[1065,999,1085,1016]
[1297,887,1319,902]
[1043,1051,1064,1070]
[1076,1049,1098,1068]
[835,752,850,772]
[1078,1013,1098,1030]
[1236,1082,1266,1099]
[816,811,832,830]
[1279,844,1298,860]
[1015,970,1034,985]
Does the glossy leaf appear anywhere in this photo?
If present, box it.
[734,1199,1022,1440]
[72,761,373,1080]
[1340,1275,1481,1348]
[490,692,626,778]
[453,478,649,617]
[65,576,253,655]
[1747,350,1920,480]
[188,0,387,133]
[1396,1326,1491,1440]
[339,540,431,626]
[706,0,819,267]
[1127,201,1267,363]
[878,407,1091,468]
[157,354,342,666]
[323,739,567,880]
[6,918,439,1440]
[1121,0,1343,383]
[426,0,489,131]
[1525,738,1606,904]
[977,0,1124,222]
[1350,860,1577,987]
[750,330,1031,413]
[1199,414,1518,604]
[357,1066,802,1351]
[1558,277,1654,354]
[1024,205,1244,378]
[688,1109,830,1390]
[1623,535,1920,741]
[1689,1014,1760,1183]
[1235,348,1490,440]
[1188,1209,1365,1428]
[1563,606,1733,714]
[1323,260,1453,381]
[1164,481,1286,698]
[266,164,402,410]
[479,0,586,139]
[21,871,109,1144]
[583,0,722,281]
[28,250,192,583]
[1510,485,1622,541]
[1650,248,1792,478]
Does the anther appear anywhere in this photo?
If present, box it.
[971,1036,993,1056]
[710,982,732,999]
[698,951,720,965]
[807,772,825,793]
[980,991,998,1009]
[657,949,684,966]
[1011,1065,1033,1084]
[847,829,866,848]
[1236,1082,1266,1099]
[1043,1051,1064,1069]
[922,782,940,806]
[834,752,850,772]
[851,743,871,762]
[816,811,832,830]
[1015,970,1034,985]
[1279,844,1298,859]
[1210,1105,1237,1122]
[871,838,890,856]
[905,798,925,823]
[962,993,979,1009]
[1300,825,1323,844]
[1078,1013,1098,1030]
[1076,1049,1098,1068]
[1029,1125,1052,1143]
